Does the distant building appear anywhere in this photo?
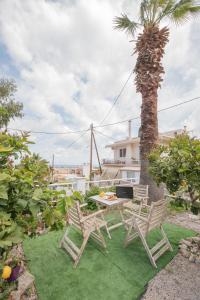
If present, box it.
[102,128,186,182]
[53,166,83,182]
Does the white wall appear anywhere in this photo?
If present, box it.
[113,142,140,162]
[131,144,140,160]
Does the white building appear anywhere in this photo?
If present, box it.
[102,128,186,182]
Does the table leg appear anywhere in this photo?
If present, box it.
[97,202,111,239]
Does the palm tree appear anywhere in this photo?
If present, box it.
[114,0,200,201]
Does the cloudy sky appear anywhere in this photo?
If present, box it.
[0,0,199,165]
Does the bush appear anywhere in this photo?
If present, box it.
[149,133,200,214]
[0,131,72,254]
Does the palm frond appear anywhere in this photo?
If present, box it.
[170,0,200,24]
[140,0,176,25]
[113,14,140,35]
[154,0,175,23]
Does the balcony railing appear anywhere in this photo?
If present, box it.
[102,159,140,166]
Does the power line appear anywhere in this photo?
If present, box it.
[94,96,200,128]
[94,129,118,141]
[158,96,200,113]
[98,71,133,125]
[65,130,89,149]
[7,127,88,135]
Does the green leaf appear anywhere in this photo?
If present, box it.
[32,188,43,200]
[29,202,41,216]
[0,185,8,199]
[16,199,27,209]
[0,145,13,152]
[72,191,83,202]
[0,240,12,247]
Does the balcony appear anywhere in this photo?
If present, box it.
[102,159,140,166]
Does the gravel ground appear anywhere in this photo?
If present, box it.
[141,212,200,300]
[167,212,200,233]
[141,254,200,300]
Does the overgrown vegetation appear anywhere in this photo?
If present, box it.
[0,131,73,254]
[0,80,75,259]
[149,134,200,214]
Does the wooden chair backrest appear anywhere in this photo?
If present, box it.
[133,185,148,199]
[147,199,167,232]
[68,202,83,232]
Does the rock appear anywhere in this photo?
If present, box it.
[179,235,200,264]
[180,249,190,258]
[188,214,200,221]
[180,239,192,247]
[191,246,199,254]
[179,244,187,250]
[191,237,200,243]
[9,271,35,300]
[189,254,196,263]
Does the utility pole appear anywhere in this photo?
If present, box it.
[93,131,102,175]
[89,123,102,181]
[89,123,93,181]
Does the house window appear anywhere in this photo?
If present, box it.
[127,170,136,179]
[119,148,126,158]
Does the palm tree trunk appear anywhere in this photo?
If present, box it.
[134,26,169,202]
[140,90,163,201]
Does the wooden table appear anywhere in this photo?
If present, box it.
[90,195,131,234]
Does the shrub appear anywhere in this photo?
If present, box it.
[149,133,200,214]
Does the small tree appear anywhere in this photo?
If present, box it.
[149,134,200,213]
[0,79,23,129]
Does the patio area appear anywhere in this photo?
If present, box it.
[23,223,195,300]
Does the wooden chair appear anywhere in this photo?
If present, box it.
[123,199,173,268]
[60,202,109,268]
[123,185,149,216]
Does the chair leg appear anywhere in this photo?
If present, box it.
[160,225,173,252]
[60,226,70,248]
[100,210,111,239]
[120,209,130,231]
[105,224,111,239]
[136,224,157,268]
[96,227,107,248]
[124,222,134,247]
[73,233,90,268]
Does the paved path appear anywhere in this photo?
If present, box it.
[141,254,200,300]
[141,212,200,300]
[167,212,200,233]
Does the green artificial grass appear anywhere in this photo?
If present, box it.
[23,224,196,300]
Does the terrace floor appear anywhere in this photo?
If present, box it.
[23,224,195,300]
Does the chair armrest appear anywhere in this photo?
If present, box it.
[80,210,105,222]
[126,210,149,223]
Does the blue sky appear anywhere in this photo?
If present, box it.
[0,0,200,165]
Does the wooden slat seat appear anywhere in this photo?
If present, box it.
[84,217,107,231]
[60,201,110,268]
[123,199,173,268]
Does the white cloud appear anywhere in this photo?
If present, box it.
[0,0,199,165]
